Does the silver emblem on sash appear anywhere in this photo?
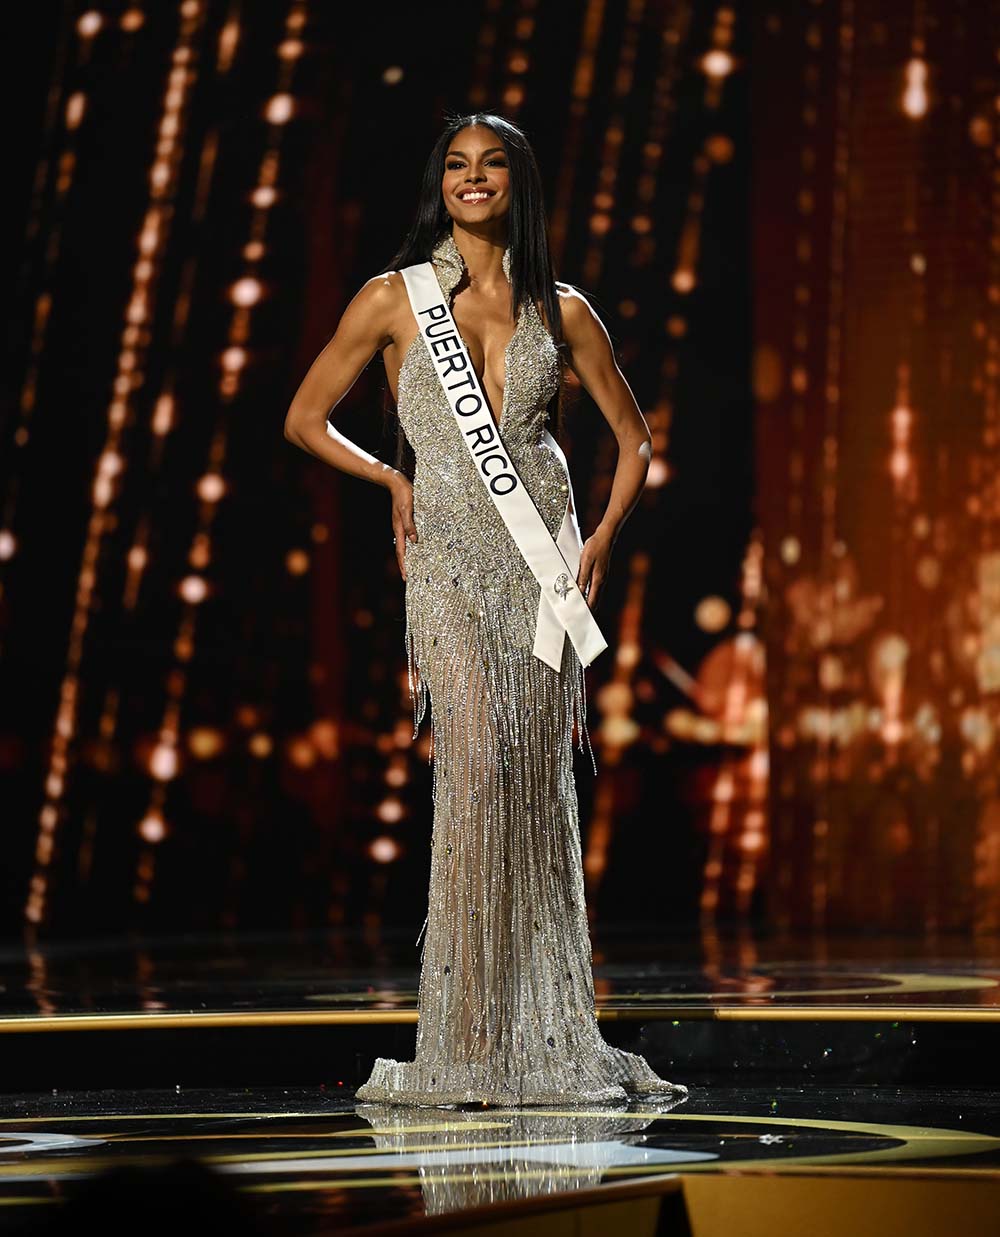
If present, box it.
[554,572,571,600]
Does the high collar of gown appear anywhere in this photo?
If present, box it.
[430,229,511,298]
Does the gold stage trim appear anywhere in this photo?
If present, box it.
[3,1001,1000,1033]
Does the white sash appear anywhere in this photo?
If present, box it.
[396,260,608,671]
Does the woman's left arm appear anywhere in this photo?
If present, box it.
[559,287,653,611]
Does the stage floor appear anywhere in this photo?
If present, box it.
[0,1083,997,1232]
[2,929,1000,1028]
[2,932,1000,1232]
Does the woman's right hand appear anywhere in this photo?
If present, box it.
[389,473,418,581]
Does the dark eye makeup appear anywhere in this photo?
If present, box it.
[446,159,507,170]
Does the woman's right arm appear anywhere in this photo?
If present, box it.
[283,275,418,580]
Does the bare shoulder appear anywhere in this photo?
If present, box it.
[355,269,409,313]
[343,270,409,349]
[555,280,591,319]
[555,281,609,347]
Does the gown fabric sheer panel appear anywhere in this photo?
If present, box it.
[354,230,687,1106]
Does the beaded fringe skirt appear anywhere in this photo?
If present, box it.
[353,598,688,1108]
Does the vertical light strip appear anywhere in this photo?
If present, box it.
[971,0,1000,935]
[465,0,506,109]
[769,0,824,935]
[0,7,127,624]
[548,0,608,266]
[879,0,928,775]
[77,2,246,890]
[498,0,539,113]
[577,0,673,897]
[583,2,728,585]
[581,550,649,906]
[575,0,658,553]
[25,3,208,928]
[579,0,645,290]
[699,536,767,920]
[625,5,693,500]
[582,4,748,907]
[811,0,855,931]
[132,1,310,905]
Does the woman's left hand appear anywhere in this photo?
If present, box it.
[577,526,615,610]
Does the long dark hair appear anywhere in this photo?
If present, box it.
[377,111,569,482]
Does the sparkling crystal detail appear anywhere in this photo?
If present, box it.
[351,227,687,1108]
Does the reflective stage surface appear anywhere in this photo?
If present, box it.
[0,1084,998,1232]
[2,932,1000,1232]
[3,930,1000,1026]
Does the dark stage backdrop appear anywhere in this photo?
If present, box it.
[6,0,751,942]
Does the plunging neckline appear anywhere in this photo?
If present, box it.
[397,282,523,433]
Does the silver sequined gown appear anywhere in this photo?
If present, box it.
[355,230,687,1107]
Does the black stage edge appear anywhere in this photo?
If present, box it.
[3,1019,1000,1095]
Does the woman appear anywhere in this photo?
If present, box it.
[284,111,687,1107]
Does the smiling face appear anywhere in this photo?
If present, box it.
[441,125,511,225]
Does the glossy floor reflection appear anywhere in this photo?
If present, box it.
[0,1084,997,1231]
[351,1095,695,1216]
[3,930,1000,1024]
